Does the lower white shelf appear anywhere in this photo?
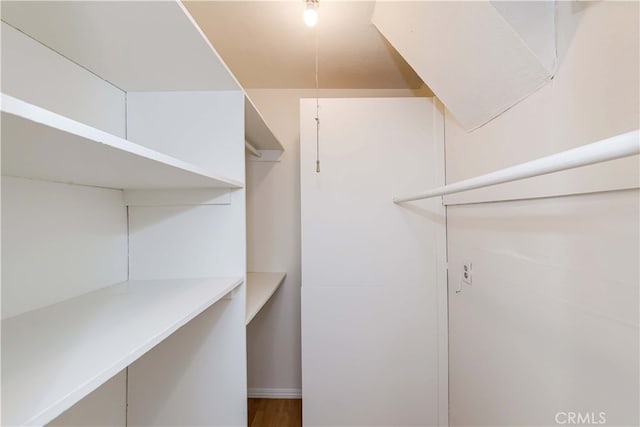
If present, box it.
[1,276,243,427]
[246,272,286,325]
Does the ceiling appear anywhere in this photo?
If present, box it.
[184,1,426,90]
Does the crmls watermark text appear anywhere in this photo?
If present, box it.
[555,412,607,425]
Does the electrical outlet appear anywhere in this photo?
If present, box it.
[462,262,472,285]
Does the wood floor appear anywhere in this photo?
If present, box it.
[248,399,302,427]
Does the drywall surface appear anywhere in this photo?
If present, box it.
[1,177,127,319]
[443,1,639,205]
[245,88,428,397]
[448,191,639,426]
[49,371,126,427]
[490,1,557,72]
[1,1,240,91]
[372,1,553,130]
[127,91,245,183]
[128,292,247,426]
[446,2,639,425]
[1,22,126,137]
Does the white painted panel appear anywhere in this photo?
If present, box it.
[443,1,639,205]
[1,22,125,137]
[2,277,242,427]
[48,371,126,427]
[127,91,245,183]
[1,1,239,91]
[300,98,444,288]
[372,1,552,130]
[447,190,639,426]
[128,287,247,426]
[1,177,127,318]
[128,195,245,280]
[302,285,439,426]
[491,1,557,72]
[126,191,246,426]
[300,98,447,426]
[244,88,427,400]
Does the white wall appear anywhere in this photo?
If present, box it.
[448,191,639,426]
[443,0,639,205]
[446,2,639,426]
[244,88,428,396]
[1,22,126,137]
[126,91,245,182]
[372,1,554,130]
[1,177,127,319]
[49,371,127,427]
[128,291,247,426]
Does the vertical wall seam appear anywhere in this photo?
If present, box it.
[441,103,452,426]
[125,203,130,425]
[126,205,130,281]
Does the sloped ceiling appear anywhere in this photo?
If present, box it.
[184,1,428,90]
[373,1,557,130]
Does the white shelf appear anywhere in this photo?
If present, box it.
[0,94,244,190]
[1,276,243,427]
[1,1,240,91]
[246,272,286,325]
[245,95,284,152]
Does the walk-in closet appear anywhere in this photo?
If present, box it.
[2,1,638,427]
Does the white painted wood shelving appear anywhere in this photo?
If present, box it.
[1,94,244,190]
[245,95,283,155]
[246,272,287,325]
[2,277,243,427]
[0,1,274,426]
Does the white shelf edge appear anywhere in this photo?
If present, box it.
[1,276,244,427]
[244,94,284,152]
[246,150,284,163]
[1,93,244,190]
[246,272,287,325]
[123,188,232,206]
[176,0,243,92]
[176,2,284,152]
[176,0,284,151]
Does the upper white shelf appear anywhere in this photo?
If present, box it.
[0,0,240,91]
[246,272,286,325]
[245,95,283,152]
[1,276,243,427]
[1,94,244,190]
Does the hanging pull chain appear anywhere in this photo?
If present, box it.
[314,12,320,173]
[315,115,320,173]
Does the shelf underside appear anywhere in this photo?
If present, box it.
[244,95,283,152]
[246,272,286,325]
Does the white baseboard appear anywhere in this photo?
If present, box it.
[248,387,302,399]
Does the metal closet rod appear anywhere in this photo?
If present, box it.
[393,130,640,204]
[245,140,262,158]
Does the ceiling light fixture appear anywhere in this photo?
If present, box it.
[304,0,318,28]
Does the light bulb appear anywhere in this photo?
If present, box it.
[304,3,318,27]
